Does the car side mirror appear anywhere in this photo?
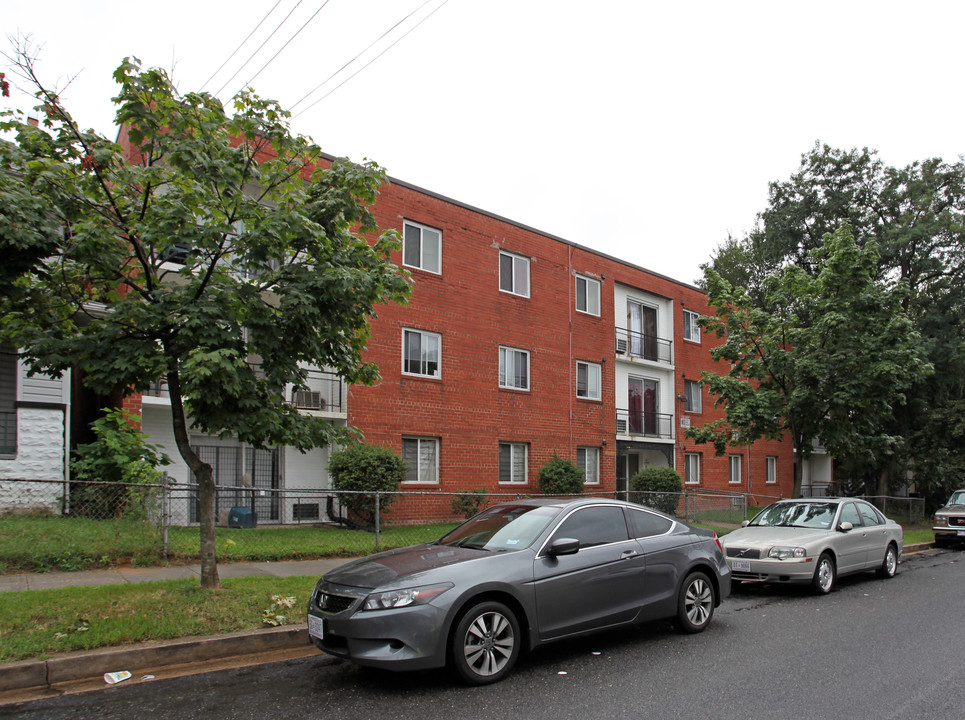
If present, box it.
[547,538,580,556]
[741,520,750,527]
[838,521,854,532]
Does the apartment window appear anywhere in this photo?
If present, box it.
[499,251,530,297]
[403,329,441,378]
[576,361,601,400]
[499,442,528,484]
[0,344,17,456]
[403,220,441,274]
[729,454,742,484]
[766,456,777,484]
[577,447,600,485]
[402,437,439,484]
[499,346,529,390]
[684,453,701,485]
[576,275,601,316]
[683,309,701,342]
[684,379,702,413]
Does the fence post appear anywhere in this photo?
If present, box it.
[162,473,170,557]
[374,492,381,552]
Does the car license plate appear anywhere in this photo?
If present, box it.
[308,614,324,640]
[732,559,751,572]
[957,530,965,537]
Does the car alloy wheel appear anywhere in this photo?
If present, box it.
[677,571,715,633]
[877,544,898,578]
[811,553,836,594]
[451,601,520,685]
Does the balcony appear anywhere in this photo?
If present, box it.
[615,408,673,439]
[614,328,672,365]
[143,368,345,415]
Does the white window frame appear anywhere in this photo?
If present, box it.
[729,454,742,485]
[683,309,701,343]
[575,275,601,316]
[766,456,777,484]
[684,379,702,413]
[499,346,530,390]
[577,447,600,485]
[402,328,441,378]
[576,361,602,400]
[402,437,439,484]
[499,251,530,297]
[499,442,529,484]
[402,220,442,274]
[684,453,701,485]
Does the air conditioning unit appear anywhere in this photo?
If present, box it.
[293,390,325,409]
[615,338,628,355]
[616,419,627,434]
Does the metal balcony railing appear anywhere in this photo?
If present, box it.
[615,408,673,439]
[144,369,345,414]
[614,327,672,364]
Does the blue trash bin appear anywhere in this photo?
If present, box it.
[228,507,257,528]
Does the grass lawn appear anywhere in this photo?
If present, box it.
[0,515,457,574]
[0,575,318,663]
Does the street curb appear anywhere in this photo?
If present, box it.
[0,624,316,695]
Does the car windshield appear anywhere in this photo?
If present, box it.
[437,505,562,552]
[947,491,965,507]
[749,502,837,529]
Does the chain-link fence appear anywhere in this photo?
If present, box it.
[0,478,923,574]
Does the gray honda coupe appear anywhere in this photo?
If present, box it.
[307,497,730,684]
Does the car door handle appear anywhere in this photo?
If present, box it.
[621,550,638,559]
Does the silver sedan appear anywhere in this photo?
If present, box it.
[722,498,903,594]
[307,497,730,684]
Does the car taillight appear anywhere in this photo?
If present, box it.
[713,532,723,553]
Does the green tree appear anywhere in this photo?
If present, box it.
[0,50,411,588]
[691,227,930,498]
[536,452,585,495]
[629,467,683,516]
[328,443,407,526]
[70,407,171,520]
[708,143,965,502]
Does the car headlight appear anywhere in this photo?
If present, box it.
[768,546,806,560]
[362,583,453,611]
[934,515,948,527]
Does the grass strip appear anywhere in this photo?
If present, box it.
[0,575,318,664]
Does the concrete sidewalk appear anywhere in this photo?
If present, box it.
[0,558,350,705]
[0,557,348,593]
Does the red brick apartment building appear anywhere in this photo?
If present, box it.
[348,171,793,498]
[115,143,794,522]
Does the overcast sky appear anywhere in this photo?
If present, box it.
[5,0,964,286]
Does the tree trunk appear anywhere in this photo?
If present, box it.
[876,466,890,500]
[792,432,806,498]
[167,369,220,589]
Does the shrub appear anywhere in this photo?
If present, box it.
[70,408,171,520]
[537,452,585,495]
[328,443,407,527]
[451,488,489,518]
[629,467,683,515]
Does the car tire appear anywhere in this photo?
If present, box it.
[676,571,715,633]
[811,552,836,594]
[876,544,898,579]
[450,600,521,685]
[934,535,950,549]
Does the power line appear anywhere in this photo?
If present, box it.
[289,0,436,112]
[240,1,332,91]
[201,0,285,92]
[213,0,307,98]
[293,0,451,119]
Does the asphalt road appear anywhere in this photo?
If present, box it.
[5,549,965,720]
